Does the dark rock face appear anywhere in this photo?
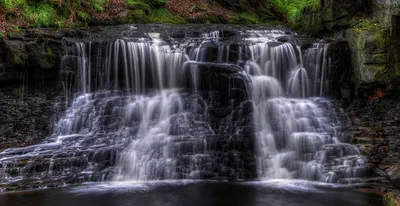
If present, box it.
[0,30,64,86]
[325,41,355,99]
[197,65,255,179]
[322,0,372,31]
[298,0,373,35]
[343,92,400,189]
[0,89,60,151]
[0,30,65,152]
[299,0,400,85]
[388,15,400,83]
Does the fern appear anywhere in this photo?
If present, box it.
[90,0,107,12]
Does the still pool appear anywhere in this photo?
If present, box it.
[0,180,383,206]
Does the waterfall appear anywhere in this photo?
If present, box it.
[246,39,369,182]
[0,27,369,188]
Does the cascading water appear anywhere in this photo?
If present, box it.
[0,26,369,190]
[244,35,369,183]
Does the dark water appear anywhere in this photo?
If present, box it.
[0,181,383,206]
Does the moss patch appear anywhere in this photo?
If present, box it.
[149,9,187,24]
[39,47,56,70]
[269,0,320,23]
[296,5,323,35]
[372,53,387,64]
[384,193,400,206]
[228,13,261,24]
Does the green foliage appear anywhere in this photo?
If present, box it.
[149,9,187,24]
[354,20,381,32]
[148,0,166,7]
[384,193,399,206]
[24,4,57,27]
[0,31,4,39]
[268,0,320,23]
[0,0,25,10]
[228,13,261,24]
[9,25,22,35]
[125,0,165,9]
[90,0,107,12]
[125,0,151,13]
[131,9,149,23]
[78,11,91,23]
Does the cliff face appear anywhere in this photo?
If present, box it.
[0,29,67,151]
[299,0,400,87]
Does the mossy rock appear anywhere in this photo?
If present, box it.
[25,40,63,72]
[365,53,387,64]
[347,23,394,83]
[296,6,323,35]
[364,32,386,54]
[5,40,27,67]
[375,64,400,82]
[384,193,400,206]
[360,64,386,82]
[39,47,56,70]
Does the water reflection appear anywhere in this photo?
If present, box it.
[0,181,383,206]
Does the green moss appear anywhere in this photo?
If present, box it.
[125,0,151,14]
[131,10,149,23]
[39,47,56,70]
[12,85,26,97]
[375,64,399,82]
[0,0,25,10]
[9,26,22,36]
[0,32,4,39]
[384,193,399,206]
[228,13,260,24]
[24,4,57,27]
[90,0,107,12]
[148,0,166,7]
[355,20,378,31]
[77,11,91,24]
[11,53,24,66]
[149,9,187,24]
[372,53,387,63]
[270,0,320,23]
[296,5,323,35]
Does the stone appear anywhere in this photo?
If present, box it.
[387,163,400,188]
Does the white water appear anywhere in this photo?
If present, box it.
[244,38,368,182]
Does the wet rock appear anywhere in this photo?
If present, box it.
[387,164,400,188]
[0,90,60,151]
[343,95,400,191]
